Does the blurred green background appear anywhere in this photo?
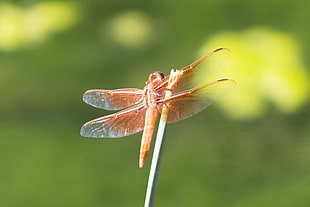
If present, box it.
[1,1,310,207]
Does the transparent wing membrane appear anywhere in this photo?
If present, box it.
[83,88,143,110]
[160,79,236,123]
[168,48,231,93]
[80,104,146,138]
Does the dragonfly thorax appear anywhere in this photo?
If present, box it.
[143,71,165,107]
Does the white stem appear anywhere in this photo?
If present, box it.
[143,116,168,207]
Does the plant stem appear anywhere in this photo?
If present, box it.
[143,110,169,207]
[143,69,177,207]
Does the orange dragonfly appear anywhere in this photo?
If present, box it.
[80,48,236,168]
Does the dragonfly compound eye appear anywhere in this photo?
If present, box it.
[148,72,165,82]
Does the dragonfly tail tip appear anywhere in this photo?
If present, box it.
[139,159,145,168]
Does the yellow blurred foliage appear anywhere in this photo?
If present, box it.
[105,10,154,48]
[0,2,77,51]
[199,27,309,120]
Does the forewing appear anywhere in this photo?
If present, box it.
[169,48,231,93]
[80,104,146,138]
[83,88,143,110]
[159,79,236,123]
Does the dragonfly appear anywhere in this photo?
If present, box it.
[80,48,236,168]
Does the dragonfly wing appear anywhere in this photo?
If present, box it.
[80,104,146,138]
[169,48,231,93]
[160,79,236,123]
[83,88,144,110]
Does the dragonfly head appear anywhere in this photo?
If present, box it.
[148,71,165,83]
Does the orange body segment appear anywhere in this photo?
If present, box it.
[139,106,158,168]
